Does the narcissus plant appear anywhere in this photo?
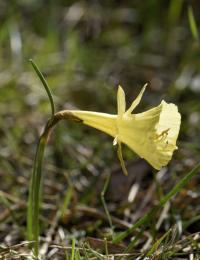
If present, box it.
[27,59,181,257]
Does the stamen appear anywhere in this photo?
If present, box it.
[154,128,170,142]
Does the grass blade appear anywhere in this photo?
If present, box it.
[188,6,199,41]
[60,185,73,218]
[113,162,200,243]
[71,238,75,260]
[146,228,171,257]
[101,173,114,236]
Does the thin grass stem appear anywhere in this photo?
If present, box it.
[101,173,114,236]
[71,238,75,260]
[188,6,199,41]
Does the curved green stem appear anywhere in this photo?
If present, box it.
[27,112,81,258]
[27,130,49,256]
[28,60,83,257]
[27,117,58,256]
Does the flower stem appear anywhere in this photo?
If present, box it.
[27,112,81,258]
[27,129,49,257]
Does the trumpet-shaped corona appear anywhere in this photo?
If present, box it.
[62,85,181,170]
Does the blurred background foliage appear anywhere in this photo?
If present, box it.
[1,0,200,255]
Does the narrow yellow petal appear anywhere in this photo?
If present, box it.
[126,83,147,114]
[117,142,128,176]
[117,85,126,117]
[68,110,117,138]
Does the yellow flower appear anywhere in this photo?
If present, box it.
[62,85,181,170]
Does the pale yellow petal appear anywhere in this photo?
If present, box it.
[117,85,126,117]
[69,110,117,138]
[126,84,147,115]
[117,101,181,170]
